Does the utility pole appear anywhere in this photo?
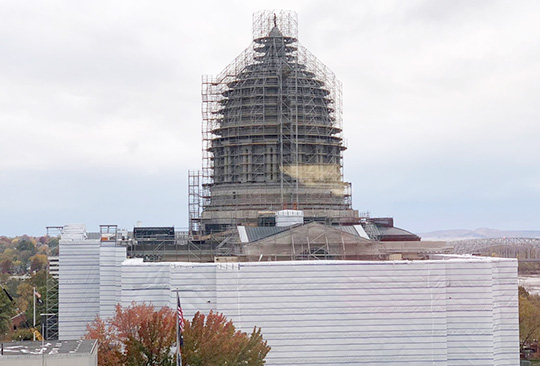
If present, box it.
[40,313,55,366]
[33,287,36,341]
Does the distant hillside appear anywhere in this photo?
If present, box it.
[418,228,540,241]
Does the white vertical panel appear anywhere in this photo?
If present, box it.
[99,245,126,319]
[59,230,127,340]
[491,259,519,365]
[58,236,100,340]
[121,259,171,306]
[444,260,494,365]
[170,262,217,317]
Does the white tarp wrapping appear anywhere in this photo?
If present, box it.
[58,237,100,340]
[99,244,127,319]
[59,232,126,340]
[120,256,519,365]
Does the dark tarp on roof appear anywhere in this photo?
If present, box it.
[243,226,291,242]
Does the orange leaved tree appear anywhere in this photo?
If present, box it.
[183,310,271,366]
[86,303,270,366]
[86,302,176,366]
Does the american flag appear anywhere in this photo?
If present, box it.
[177,293,184,366]
[34,288,43,304]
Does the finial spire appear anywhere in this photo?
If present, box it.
[273,13,277,27]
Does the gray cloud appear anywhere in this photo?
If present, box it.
[0,0,538,235]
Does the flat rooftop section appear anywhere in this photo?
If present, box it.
[0,339,97,356]
[123,253,516,266]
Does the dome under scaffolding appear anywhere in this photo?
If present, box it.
[191,10,358,235]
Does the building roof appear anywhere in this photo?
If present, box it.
[240,223,372,244]
[238,222,451,260]
[334,225,362,237]
[241,226,293,242]
[0,339,97,356]
[376,225,421,241]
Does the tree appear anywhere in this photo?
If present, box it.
[47,237,59,249]
[86,303,176,366]
[16,282,33,313]
[519,286,540,349]
[29,254,48,273]
[85,316,123,366]
[0,259,13,274]
[15,238,36,254]
[0,288,15,340]
[1,248,16,262]
[86,304,270,366]
[123,308,176,366]
[183,310,270,366]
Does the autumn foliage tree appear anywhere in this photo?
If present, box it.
[0,289,15,339]
[86,303,270,366]
[183,311,270,366]
[86,303,176,366]
[519,286,540,350]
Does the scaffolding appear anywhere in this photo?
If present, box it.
[188,170,201,235]
[99,225,118,243]
[45,226,62,340]
[199,10,355,233]
[238,223,388,262]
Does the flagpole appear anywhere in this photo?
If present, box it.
[173,288,183,366]
[33,287,36,341]
[176,294,180,366]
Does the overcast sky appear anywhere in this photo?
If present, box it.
[1,0,539,236]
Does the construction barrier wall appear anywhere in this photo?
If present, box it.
[121,256,519,365]
[58,227,126,340]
